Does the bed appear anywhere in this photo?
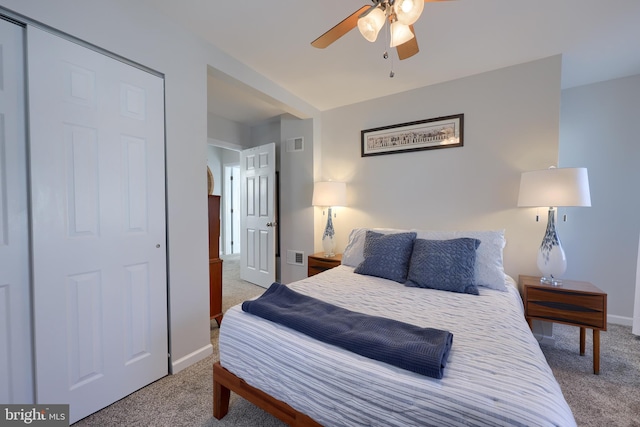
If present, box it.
[214,228,576,426]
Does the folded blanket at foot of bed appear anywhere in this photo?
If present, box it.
[241,282,453,379]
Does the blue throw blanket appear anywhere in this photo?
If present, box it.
[242,283,453,379]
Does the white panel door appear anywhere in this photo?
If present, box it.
[27,27,167,423]
[240,143,276,288]
[0,18,32,404]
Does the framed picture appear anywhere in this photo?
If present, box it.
[361,114,464,157]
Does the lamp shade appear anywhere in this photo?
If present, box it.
[390,20,414,47]
[357,7,386,42]
[517,167,591,208]
[312,181,346,207]
[394,0,424,25]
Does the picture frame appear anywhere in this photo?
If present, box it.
[361,114,464,157]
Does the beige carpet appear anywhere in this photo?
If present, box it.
[541,323,640,426]
[74,260,640,426]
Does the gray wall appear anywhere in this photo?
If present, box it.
[207,112,250,147]
[250,120,281,148]
[318,56,563,284]
[559,74,640,323]
[279,117,314,284]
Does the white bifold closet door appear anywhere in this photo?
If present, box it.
[0,17,32,405]
[27,27,168,423]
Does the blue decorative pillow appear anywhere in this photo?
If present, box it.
[354,231,417,283]
[405,238,481,295]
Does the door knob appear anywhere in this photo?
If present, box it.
[266,221,277,227]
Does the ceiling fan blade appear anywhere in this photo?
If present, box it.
[396,25,419,60]
[311,5,370,49]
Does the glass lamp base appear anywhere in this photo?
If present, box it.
[322,236,335,258]
[540,276,562,286]
[537,208,567,286]
[321,207,335,257]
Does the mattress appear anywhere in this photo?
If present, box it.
[219,266,576,427]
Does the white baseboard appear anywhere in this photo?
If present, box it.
[608,314,632,326]
[170,343,213,374]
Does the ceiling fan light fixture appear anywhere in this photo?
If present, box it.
[390,20,414,47]
[357,7,386,42]
[393,0,424,25]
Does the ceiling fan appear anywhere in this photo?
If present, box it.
[311,0,448,60]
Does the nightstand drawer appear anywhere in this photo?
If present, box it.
[310,257,339,269]
[526,288,606,329]
[308,253,342,277]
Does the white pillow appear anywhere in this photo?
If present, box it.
[341,227,507,291]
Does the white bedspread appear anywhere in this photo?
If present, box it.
[219,266,576,427]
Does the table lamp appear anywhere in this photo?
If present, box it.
[518,167,591,285]
[312,181,347,257]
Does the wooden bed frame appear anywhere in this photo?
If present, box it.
[213,361,322,427]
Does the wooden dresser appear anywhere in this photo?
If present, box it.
[208,195,223,325]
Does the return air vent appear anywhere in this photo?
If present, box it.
[286,250,305,266]
[286,137,304,152]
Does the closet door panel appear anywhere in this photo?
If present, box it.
[27,26,167,423]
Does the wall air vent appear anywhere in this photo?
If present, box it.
[286,250,305,266]
[286,137,304,152]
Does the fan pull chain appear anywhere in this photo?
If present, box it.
[383,15,395,78]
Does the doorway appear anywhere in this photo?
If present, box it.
[207,142,277,290]
[206,144,240,257]
[207,144,241,296]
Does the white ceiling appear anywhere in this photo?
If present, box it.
[147,0,640,126]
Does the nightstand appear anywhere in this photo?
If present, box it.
[308,252,342,277]
[520,275,607,374]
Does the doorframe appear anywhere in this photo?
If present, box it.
[0,14,33,404]
[223,164,241,255]
[207,138,243,257]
